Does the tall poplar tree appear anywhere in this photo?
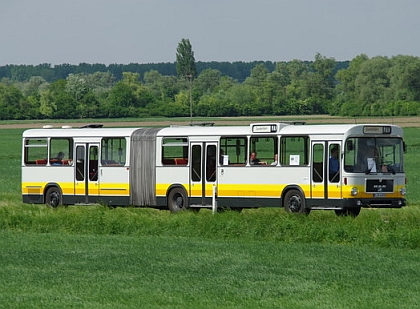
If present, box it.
[176,38,197,121]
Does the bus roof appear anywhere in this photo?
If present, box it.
[22,123,403,139]
[22,127,141,138]
[156,123,403,137]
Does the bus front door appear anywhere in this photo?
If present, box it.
[190,142,217,207]
[311,141,341,207]
[75,143,99,203]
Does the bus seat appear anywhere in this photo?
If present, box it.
[36,159,47,165]
[174,158,188,165]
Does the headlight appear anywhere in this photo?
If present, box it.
[351,187,358,196]
[400,188,406,196]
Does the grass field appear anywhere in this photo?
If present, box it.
[2,229,420,309]
[1,118,420,308]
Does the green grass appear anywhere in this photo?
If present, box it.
[1,205,420,249]
[1,230,420,309]
[1,123,420,308]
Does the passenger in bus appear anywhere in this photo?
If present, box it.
[329,147,339,181]
[249,152,260,165]
[52,152,65,165]
[250,152,267,165]
[271,153,278,165]
[55,152,65,160]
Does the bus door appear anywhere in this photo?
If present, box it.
[75,143,99,203]
[311,141,341,204]
[190,142,217,206]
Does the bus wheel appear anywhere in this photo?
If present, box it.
[335,207,361,217]
[284,190,310,214]
[167,187,188,213]
[45,187,62,208]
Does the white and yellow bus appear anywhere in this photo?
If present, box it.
[22,122,407,216]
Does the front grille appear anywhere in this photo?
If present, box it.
[365,179,393,193]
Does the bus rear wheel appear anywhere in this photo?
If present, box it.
[45,187,62,208]
[167,187,188,213]
[283,189,310,215]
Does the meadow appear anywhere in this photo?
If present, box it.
[1,120,420,308]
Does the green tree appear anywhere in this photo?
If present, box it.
[176,39,197,121]
[144,70,180,103]
[21,76,49,97]
[39,89,56,118]
[355,56,391,115]
[48,79,78,119]
[387,55,420,103]
[176,39,197,80]
[194,69,222,95]
[0,83,24,119]
[334,54,369,115]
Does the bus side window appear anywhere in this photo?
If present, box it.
[101,137,126,166]
[220,137,247,165]
[50,138,73,166]
[162,137,188,166]
[249,136,277,166]
[24,138,48,165]
[280,136,309,166]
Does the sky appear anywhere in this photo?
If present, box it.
[1,0,419,66]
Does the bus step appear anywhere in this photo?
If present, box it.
[189,204,213,208]
[75,203,99,206]
[310,206,344,210]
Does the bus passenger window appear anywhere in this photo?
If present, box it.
[219,137,247,165]
[101,137,126,166]
[280,136,309,166]
[162,137,188,166]
[24,138,48,165]
[50,138,73,166]
[250,136,277,166]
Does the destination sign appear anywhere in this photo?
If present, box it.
[252,124,277,133]
[363,126,392,134]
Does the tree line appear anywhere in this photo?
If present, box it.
[0,53,419,120]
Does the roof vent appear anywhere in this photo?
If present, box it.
[79,124,104,128]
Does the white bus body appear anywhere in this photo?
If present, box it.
[22,122,407,216]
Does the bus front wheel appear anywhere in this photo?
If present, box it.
[167,187,188,213]
[45,187,62,208]
[283,190,310,215]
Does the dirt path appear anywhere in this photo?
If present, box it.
[1,116,419,129]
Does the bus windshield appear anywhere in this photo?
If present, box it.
[344,137,404,174]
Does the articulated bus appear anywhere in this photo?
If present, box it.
[22,122,407,216]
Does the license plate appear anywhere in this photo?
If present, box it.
[374,193,386,197]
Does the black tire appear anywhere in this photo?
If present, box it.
[167,187,188,212]
[335,207,361,217]
[283,189,310,215]
[45,187,62,208]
